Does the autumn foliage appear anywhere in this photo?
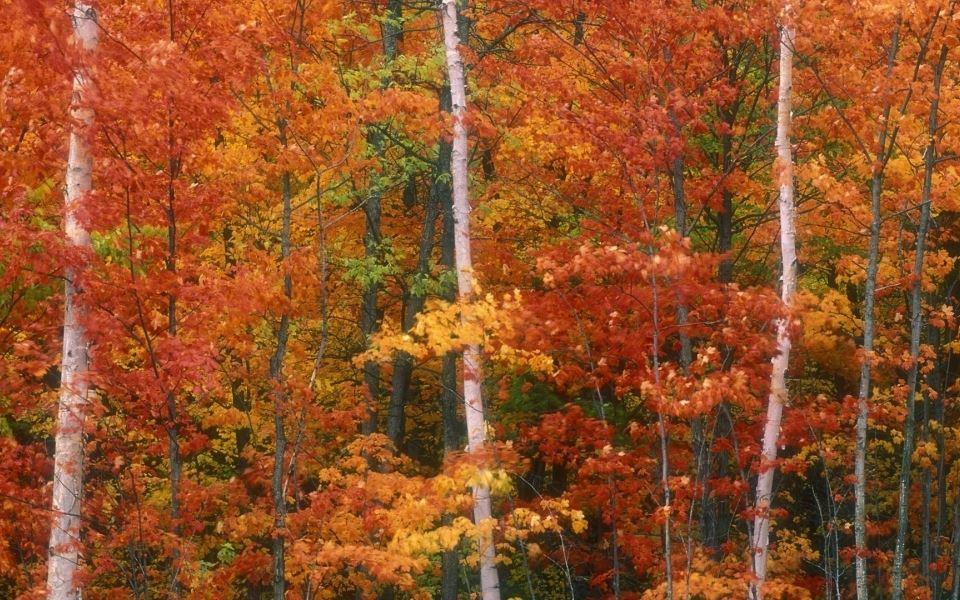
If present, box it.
[5,0,960,598]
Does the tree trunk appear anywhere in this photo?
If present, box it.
[361,162,383,435]
[750,14,795,599]
[648,273,673,600]
[385,219,437,449]
[270,165,293,600]
[934,331,949,600]
[852,107,881,600]
[440,1,500,598]
[361,0,402,437]
[439,83,462,599]
[224,225,253,473]
[386,123,448,449]
[438,84,461,460]
[165,5,182,578]
[716,74,736,286]
[854,22,902,600]
[165,139,182,598]
[891,42,946,600]
[702,52,739,558]
[47,5,97,600]
[666,98,695,595]
[672,159,692,380]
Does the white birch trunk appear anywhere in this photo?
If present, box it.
[440,2,501,598]
[47,4,97,600]
[750,13,795,600]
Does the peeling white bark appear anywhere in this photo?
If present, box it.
[750,12,795,600]
[440,1,501,598]
[47,4,97,600]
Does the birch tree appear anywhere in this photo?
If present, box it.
[749,10,795,599]
[47,4,97,600]
[440,1,500,597]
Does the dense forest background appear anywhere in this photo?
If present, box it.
[3,0,960,598]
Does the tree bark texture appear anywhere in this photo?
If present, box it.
[440,1,500,598]
[47,4,97,600]
[750,14,796,599]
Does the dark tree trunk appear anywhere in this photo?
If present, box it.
[437,81,462,600]
[271,165,293,600]
[361,0,402,436]
[386,110,450,449]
